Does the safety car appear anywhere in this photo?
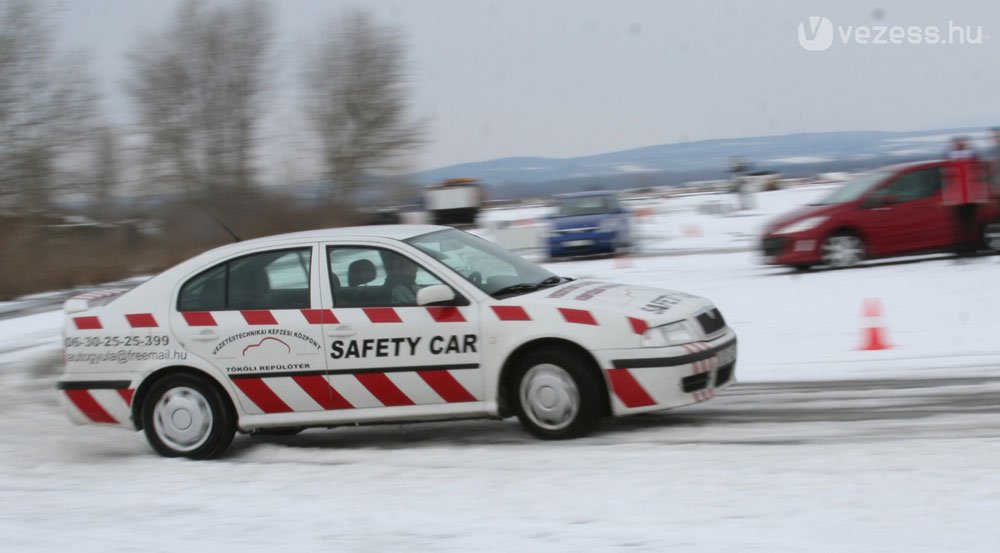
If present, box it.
[58,225,737,459]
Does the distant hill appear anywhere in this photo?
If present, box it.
[412,127,993,199]
[62,126,994,211]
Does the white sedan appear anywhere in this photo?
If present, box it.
[58,225,737,459]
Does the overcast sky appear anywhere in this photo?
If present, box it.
[55,0,1000,173]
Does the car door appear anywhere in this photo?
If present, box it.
[170,244,333,415]
[319,242,484,417]
[857,167,949,255]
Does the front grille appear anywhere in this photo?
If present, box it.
[697,309,726,336]
[556,227,598,235]
[761,236,787,257]
[681,372,710,393]
[715,362,734,386]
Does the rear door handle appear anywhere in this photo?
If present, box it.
[192,330,219,341]
[327,325,356,338]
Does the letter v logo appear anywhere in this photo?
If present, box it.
[798,16,834,51]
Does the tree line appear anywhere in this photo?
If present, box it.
[0,0,423,213]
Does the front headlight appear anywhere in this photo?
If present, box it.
[641,320,697,347]
[774,216,827,235]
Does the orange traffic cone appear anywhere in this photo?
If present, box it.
[859,298,891,350]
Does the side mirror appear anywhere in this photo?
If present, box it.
[416,284,456,306]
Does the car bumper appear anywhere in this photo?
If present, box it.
[593,329,737,416]
[548,231,618,256]
[57,375,138,428]
[761,233,822,265]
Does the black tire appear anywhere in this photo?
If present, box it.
[983,220,1000,252]
[513,347,603,440]
[141,373,236,460]
[820,231,866,268]
[792,264,812,272]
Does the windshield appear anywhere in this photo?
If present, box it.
[556,195,616,217]
[406,228,560,297]
[810,171,891,205]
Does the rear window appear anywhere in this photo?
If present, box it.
[178,248,312,311]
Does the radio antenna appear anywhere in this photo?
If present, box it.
[197,204,242,242]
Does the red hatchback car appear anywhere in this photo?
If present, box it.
[761,160,1000,269]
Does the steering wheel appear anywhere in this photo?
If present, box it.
[468,271,483,286]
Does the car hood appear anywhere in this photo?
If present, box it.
[550,214,609,230]
[763,202,844,235]
[513,279,713,325]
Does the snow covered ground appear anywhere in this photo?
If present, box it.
[2,184,999,552]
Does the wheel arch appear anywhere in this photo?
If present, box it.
[981,218,1000,251]
[825,225,867,243]
[821,225,870,263]
[496,338,610,418]
[131,366,237,430]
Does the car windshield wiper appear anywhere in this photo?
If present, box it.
[536,275,570,287]
[492,276,570,298]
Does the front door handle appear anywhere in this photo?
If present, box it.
[192,330,219,341]
[327,325,356,338]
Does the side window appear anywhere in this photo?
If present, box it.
[178,248,312,312]
[414,237,518,291]
[328,246,444,307]
[872,168,942,203]
[178,264,226,311]
[230,249,311,310]
[919,168,944,198]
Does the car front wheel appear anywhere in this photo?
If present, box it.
[514,348,602,439]
[983,220,1000,252]
[821,232,865,268]
[141,373,236,459]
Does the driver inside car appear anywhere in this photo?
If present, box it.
[385,253,420,305]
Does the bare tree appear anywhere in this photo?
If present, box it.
[128,0,272,196]
[0,1,96,210]
[88,125,119,215]
[302,9,423,205]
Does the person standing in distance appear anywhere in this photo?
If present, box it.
[944,136,987,258]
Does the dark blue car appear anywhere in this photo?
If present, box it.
[546,191,632,258]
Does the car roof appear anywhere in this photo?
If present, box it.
[881,159,949,172]
[210,224,447,252]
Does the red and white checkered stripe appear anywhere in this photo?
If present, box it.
[231,368,483,414]
[63,388,134,424]
[606,342,723,410]
[491,305,651,342]
[691,388,716,403]
[179,306,473,328]
[73,312,160,330]
[73,306,472,331]
[682,342,717,374]
[78,305,634,332]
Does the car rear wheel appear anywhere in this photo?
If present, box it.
[983,221,1000,252]
[514,348,602,439]
[142,373,235,459]
[821,232,865,268]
